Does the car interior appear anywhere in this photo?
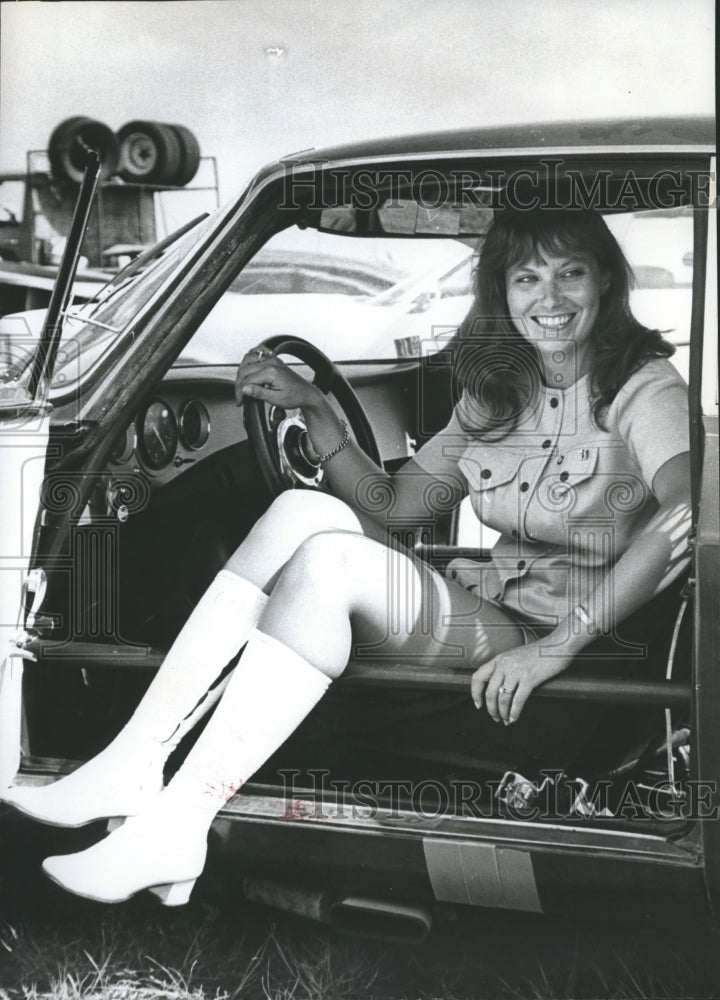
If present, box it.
[18,161,704,839]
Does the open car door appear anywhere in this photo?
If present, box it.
[0,153,101,787]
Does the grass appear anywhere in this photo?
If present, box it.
[0,903,384,1000]
[1,813,719,999]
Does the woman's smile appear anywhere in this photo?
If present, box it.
[505,250,608,363]
[531,312,576,331]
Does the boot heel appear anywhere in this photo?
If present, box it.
[148,878,197,906]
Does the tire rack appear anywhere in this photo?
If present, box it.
[21,149,220,268]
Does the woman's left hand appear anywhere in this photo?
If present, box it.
[470,641,572,725]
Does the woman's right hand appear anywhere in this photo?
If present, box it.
[234,346,327,414]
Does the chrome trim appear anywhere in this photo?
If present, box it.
[279,145,716,176]
[213,788,701,867]
[11,766,702,865]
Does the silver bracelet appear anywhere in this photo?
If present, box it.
[572,602,597,632]
[315,420,350,463]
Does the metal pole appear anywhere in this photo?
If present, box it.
[27,148,101,400]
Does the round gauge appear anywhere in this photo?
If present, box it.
[109,425,135,464]
[137,400,178,471]
[179,400,210,451]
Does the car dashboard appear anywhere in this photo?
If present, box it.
[103,361,431,493]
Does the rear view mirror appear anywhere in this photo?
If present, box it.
[319,199,493,238]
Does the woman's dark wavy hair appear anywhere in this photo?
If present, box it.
[454,207,674,438]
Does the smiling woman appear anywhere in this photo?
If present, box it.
[2,203,692,905]
[0,119,713,935]
[456,207,676,435]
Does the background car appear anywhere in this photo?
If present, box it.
[178,239,473,364]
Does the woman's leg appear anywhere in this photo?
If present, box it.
[2,493,366,826]
[223,489,368,590]
[42,530,523,904]
[260,529,524,674]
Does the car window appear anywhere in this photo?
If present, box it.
[606,207,692,382]
[36,205,693,384]
[228,250,399,296]
[180,229,474,365]
[42,212,220,391]
[0,180,25,226]
[181,208,693,370]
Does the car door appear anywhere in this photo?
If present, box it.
[0,380,52,787]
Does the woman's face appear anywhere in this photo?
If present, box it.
[504,247,608,360]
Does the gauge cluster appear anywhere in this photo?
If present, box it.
[108,391,219,478]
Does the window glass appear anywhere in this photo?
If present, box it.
[182,209,692,373]
[180,228,474,365]
[606,207,693,382]
[45,213,219,392]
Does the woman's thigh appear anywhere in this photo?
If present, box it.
[339,534,526,667]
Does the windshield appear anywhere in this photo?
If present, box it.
[47,212,221,389]
[0,211,221,396]
[179,226,475,366]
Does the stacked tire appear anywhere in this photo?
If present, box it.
[116,121,201,186]
[47,117,201,187]
[48,116,120,185]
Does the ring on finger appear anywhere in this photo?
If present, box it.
[498,684,515,695]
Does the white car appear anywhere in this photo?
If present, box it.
[179,242,474,365]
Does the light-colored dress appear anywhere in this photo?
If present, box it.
[414,359,689,626]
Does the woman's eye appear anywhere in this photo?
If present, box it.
[561,268,584,280]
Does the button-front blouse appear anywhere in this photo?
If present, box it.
[414,359,689,625]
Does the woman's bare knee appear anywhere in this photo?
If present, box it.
[278,529,359,591]
[224,493,364,581]
[258,530,366,676]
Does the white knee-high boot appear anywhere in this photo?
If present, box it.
[2,571,268,827]
[42,630,331,905]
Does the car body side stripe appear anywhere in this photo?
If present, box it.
[497,847,543,912]
[423,839,542,913]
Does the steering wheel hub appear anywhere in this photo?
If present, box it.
[277,414,323,487]
[243,335,381,497]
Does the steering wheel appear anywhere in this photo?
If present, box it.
[243,336,381,497]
